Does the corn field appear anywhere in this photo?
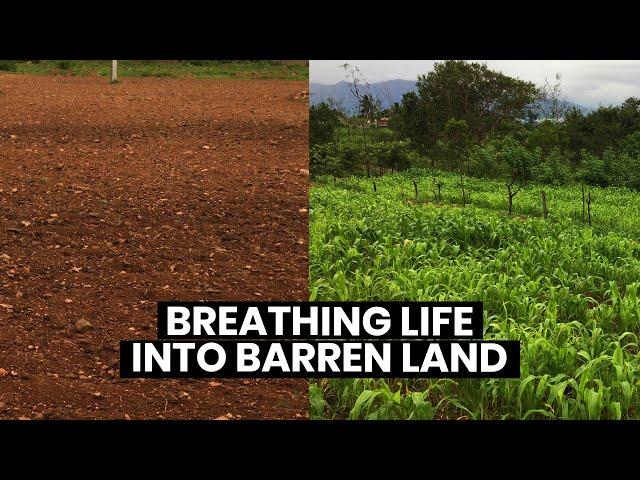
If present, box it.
[309,168,640,419]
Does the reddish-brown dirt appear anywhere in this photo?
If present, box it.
[0,74,309,419]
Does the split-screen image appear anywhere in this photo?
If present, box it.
[1,59,639,421]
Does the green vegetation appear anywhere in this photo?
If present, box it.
[310,170,640,419]
[311,60,640,192]
[0,60,308,80]
[310,60,640,420]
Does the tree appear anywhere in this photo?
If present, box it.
[526,119,569,157]
[539,73,569,120]
[340,63,382,176]
[395,91,432,159]
[309,143,341,178]
[564,99,640,156]
[407,60,541,145]
[370,140,413,173]
[469,143,498,177]
[533,147,571,185]
[310,102,341,147]
[617,131,640,189]
[439,119,472,206]
[577,150,607,187]
[358,94,381,120]
[498,136,533,215]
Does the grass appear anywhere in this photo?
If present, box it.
[0,60,308,80]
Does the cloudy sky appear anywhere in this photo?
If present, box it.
[310,60,640,108]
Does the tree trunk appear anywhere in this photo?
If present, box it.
[506,183,514,216]
[541,190,548,219]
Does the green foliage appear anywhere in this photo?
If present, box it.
[310,143,362,178]
[310,169,640,419]
[401,60,541,145]
[617,131,640,190]
[498,135,535,182]
[533,147,571,186]
[0,60,17,72]
[564,99,640,155]
[578,150,607,187]
[310,102,341,146]
[310,143,342,178]
[369,140,413,172]
[526,120,569,155]
[56,60,71,71]
[600,144,640,190]
[620,130,640,158]
[437,119,472,171]
[312,63,640,191]
[470,144,499,177]
[358,94,382,119]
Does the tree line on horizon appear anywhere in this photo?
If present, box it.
[310,60,640,193]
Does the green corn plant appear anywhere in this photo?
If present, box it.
[310,168,640,419]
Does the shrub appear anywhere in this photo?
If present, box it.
[56,61,71,71]
[310,143,342,178]
[310,102,341,146]
[533,147,571,185]
[369,140,413,173]
[0,61,17,72]
[578,150,607,187]
[470,144,498,177]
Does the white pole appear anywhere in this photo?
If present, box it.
[111,60,118,83]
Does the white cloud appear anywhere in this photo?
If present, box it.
[310,60,640,107]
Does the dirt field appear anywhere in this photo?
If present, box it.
[0,74,309,419]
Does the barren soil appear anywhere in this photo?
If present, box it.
[0,74,309,419]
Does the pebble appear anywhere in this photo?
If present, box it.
[165,393,179,403]
[74,318,94,333]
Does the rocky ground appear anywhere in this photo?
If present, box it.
[0,74,309,419]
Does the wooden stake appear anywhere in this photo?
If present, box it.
[587,190,592,226]
[413,180,418,199]
[581,184,585,223]
[373,181,377,192]
[541,190,548,219]
[111,60,118,83]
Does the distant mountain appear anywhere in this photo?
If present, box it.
[310,79,417,112]
[533,98,593,117]
[310,79,593,117]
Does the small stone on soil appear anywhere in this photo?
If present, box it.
[74,318,94,333]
